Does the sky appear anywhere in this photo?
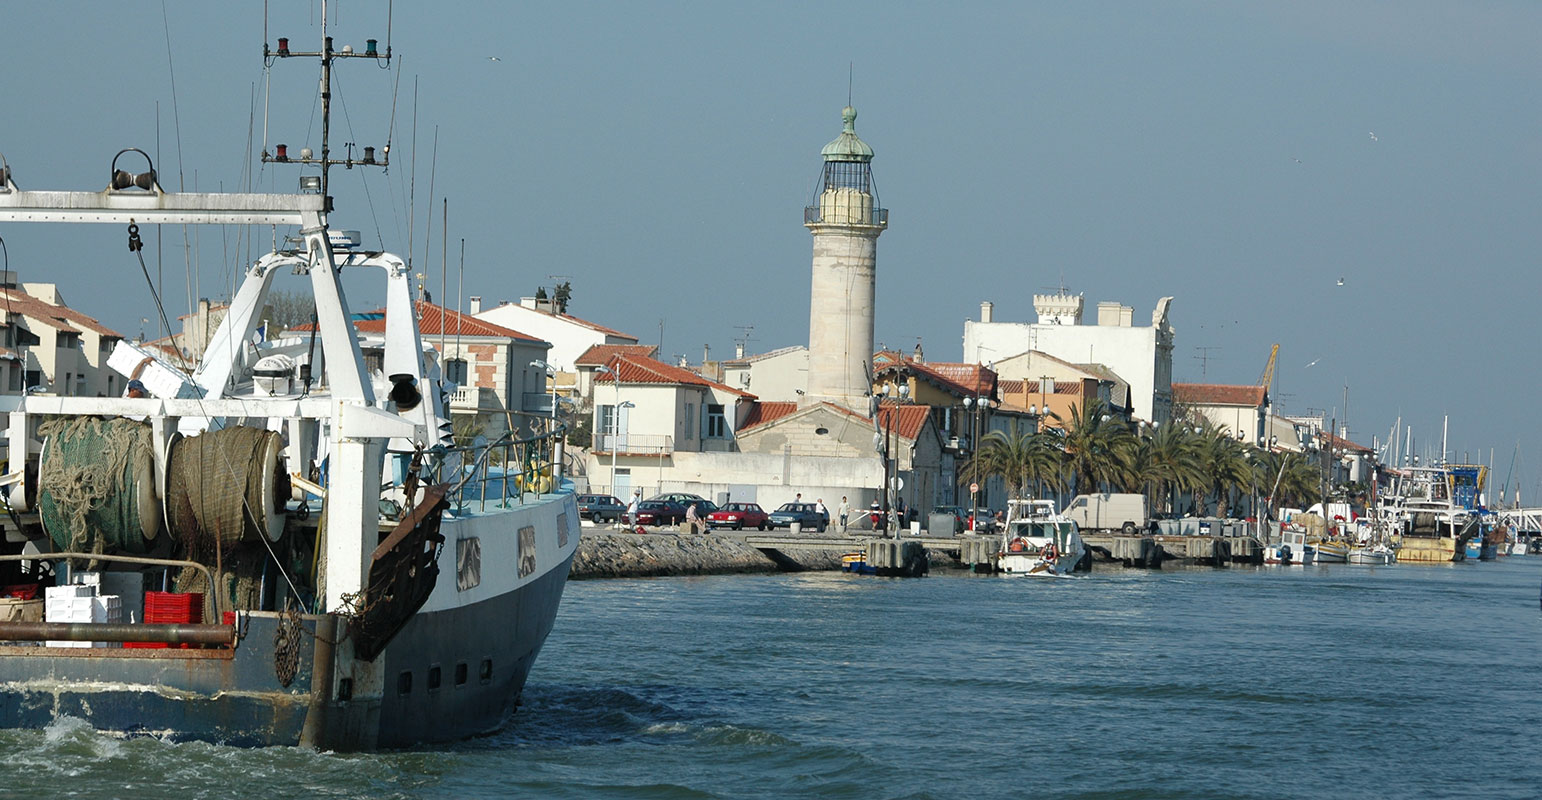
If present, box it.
[4,1,1540,495]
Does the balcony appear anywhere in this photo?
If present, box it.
[594,433,673,456]
[449,386,503,411]
[804,205,888,226]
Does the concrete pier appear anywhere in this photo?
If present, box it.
[1082,534,1164,568]
[864,539,929,577]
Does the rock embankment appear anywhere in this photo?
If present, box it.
[569,530,845,579]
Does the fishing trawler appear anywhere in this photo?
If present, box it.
[1384,466,1481,563]
[0,10,579,749]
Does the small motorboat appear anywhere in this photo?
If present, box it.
[1348,544,1396,565]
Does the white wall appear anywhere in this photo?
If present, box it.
[965,320,1172,422]
[721,347,808,403]
[475,302,633,372]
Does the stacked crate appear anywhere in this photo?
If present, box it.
[127,592,204,649]
[44,584,122,647]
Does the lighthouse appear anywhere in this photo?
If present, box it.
[803,105,887,409]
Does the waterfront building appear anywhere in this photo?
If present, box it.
[0,277,123,397]
[474,291,640,374]
[964,293,1175,423]
[1172,382,1270,443]
[719,345,808,404]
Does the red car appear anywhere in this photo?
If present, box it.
[707,502,769,531]
[633,500,687,527]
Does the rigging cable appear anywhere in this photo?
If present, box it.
[125,223,306,608]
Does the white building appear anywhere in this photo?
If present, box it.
[0,281,123,397]
[964,293,1174,422]
[473,294,639,374]
[719,345,808,403]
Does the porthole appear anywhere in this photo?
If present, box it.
[428,665,442,691]
[479,658,493,683]
[397,671,413,696]
[814,427,830,435]
[455,662,468,687]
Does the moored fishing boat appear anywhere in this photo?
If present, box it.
[0,9,579,749]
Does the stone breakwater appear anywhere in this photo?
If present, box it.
[569,530,845,579]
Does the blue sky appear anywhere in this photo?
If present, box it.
[5,2,1540,492]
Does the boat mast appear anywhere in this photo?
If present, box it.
[261,0,392,218]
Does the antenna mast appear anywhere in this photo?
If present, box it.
[261,0,393,217]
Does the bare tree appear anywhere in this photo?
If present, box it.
[263,290,316,333]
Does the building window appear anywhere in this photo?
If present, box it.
[684,403,694,440]
[445,358,468,385]
[706,404,726,438]
[598,405,616,448]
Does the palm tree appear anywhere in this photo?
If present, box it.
[1053,399,1138,497]
[968,421,1066,501]
[1137,421,1206,514]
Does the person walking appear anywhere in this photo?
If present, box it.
[685,501,700,535]
[837,496,850,533]
[815,498,828,531]
[625,490,640,529]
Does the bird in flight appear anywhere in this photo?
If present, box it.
[1337,277,1345,286]
[488,56,502,62]
[1293,157,1302,164]
[1305,358,1321,368]
[1368,131,1378,142]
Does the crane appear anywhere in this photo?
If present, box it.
[1258,344,1279,391]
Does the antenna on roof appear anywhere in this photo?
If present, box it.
[848,62,854,107]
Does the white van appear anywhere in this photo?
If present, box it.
[1064,493,1148,534]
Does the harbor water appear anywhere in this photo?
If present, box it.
[3,560,1539,799]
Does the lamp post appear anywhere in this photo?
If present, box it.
[876,379,912,536]
[962,394,994,530]
[594,364,633,507]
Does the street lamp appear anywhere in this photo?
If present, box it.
[594,364,633,508]
[962,394,994,530]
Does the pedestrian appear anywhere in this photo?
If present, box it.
[815,498,828,529]
[685,501,700,535]
[795,492,802,505]
[626,490,640,528]
[837,496,850,533]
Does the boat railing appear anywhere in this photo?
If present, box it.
[420,425,569,514]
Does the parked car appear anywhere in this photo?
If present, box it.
[767,502,829,532]
[633,500,687,526]
[649,492,705,504]
[576,493,626,522]
[707,502,770,530]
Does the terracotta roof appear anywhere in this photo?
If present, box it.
[1318,430,1373,454]
[0,289,120,338]
[294,301,546,344]
[876,356,998,399]
[595,353,753,397]
[575,343,658,366]
[877,401,930,440]
[738,401,799,428]
[1172,383,1267,408]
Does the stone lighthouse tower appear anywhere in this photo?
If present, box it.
[804,105,887,409]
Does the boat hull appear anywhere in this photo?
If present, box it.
[0,494,579,750]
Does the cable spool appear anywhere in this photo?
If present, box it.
[36,417,160,554]
[165,426,290,562]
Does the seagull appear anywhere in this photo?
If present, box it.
[1368,131,1378,142]
[1305,358,1321,368]
[1293,157,1302,164]
[488,56,502,62]
[1337,277,1345,286]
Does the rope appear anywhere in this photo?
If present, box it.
[166,426,286,560]
[37,417,156,557]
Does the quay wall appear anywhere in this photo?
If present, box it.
[570,531,843,579]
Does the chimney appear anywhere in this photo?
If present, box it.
[703,343,710,365]
[735,342,745,359]
[469,295,482,315]
[980,301,994,323]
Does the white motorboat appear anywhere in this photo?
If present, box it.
[1264,525,1314,566]
[998,500,1086,577]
